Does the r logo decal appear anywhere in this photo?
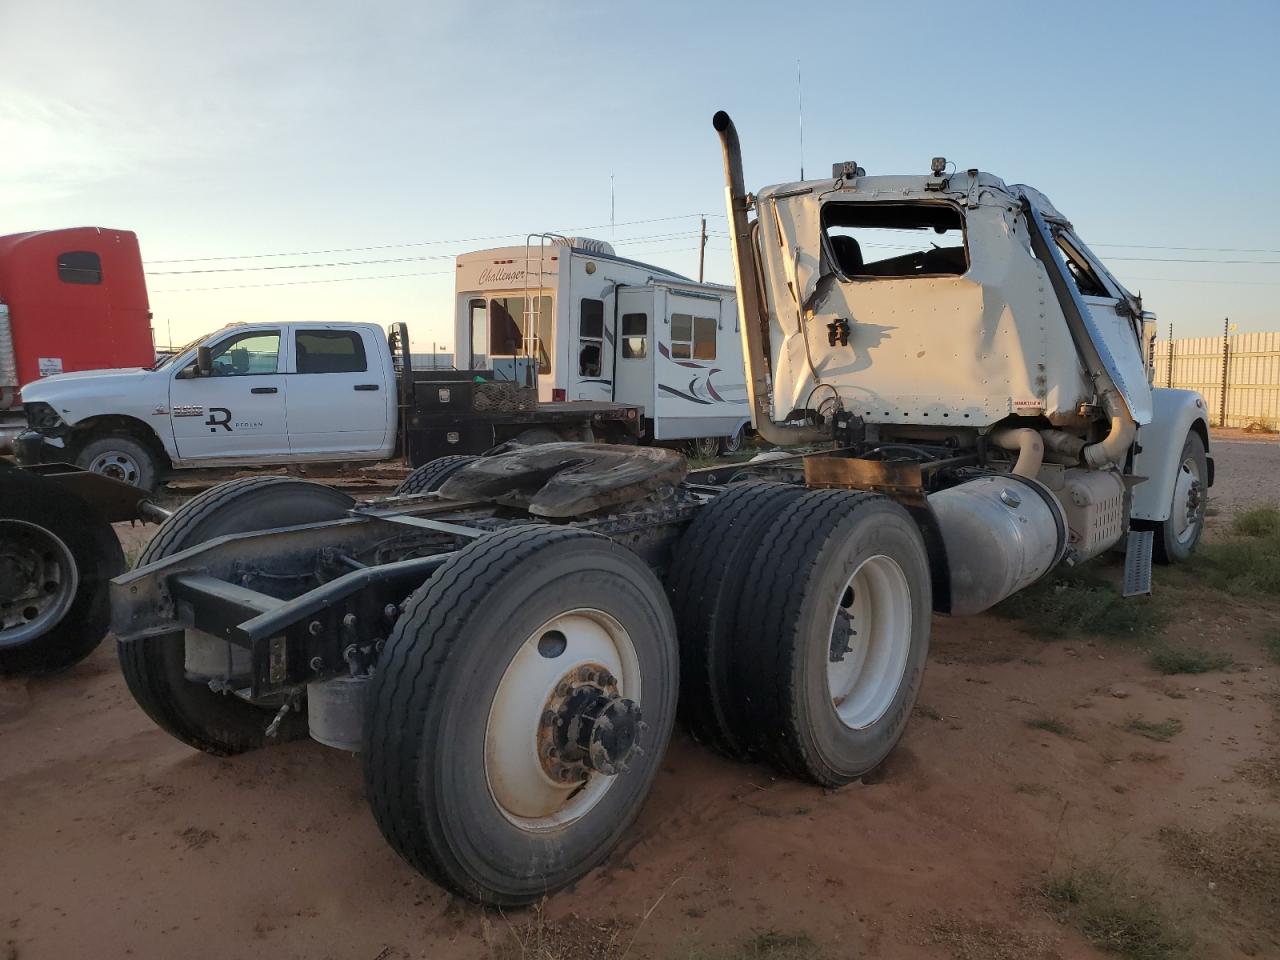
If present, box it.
[206,407,233,432]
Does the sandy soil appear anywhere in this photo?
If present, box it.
[2,436,1278,960]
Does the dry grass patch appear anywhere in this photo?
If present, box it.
[1160,816,1280,937]
[1147,644,1233,676]
[926,913,1058,960]
[1041,867,1190,960]
[1026,716,1074,738]
[682,931,823,960]
[995,565,1168,642]
[1124,717,1183,742]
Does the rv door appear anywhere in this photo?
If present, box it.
[612,287,654,411]
[573,294,614,401]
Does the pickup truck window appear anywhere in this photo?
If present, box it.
[822,202,967,279]
[57,251,102,285]
[207,331,281,376]
[296,330,367,374]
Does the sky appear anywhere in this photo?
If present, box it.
[2,0,1278,352]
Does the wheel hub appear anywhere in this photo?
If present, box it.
[0,519,79,648]
[87,450,140,485]
[540,665,644,781]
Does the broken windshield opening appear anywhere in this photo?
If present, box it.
[821,202,967,279]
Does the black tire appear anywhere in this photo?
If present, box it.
[0,469,125,674]
[75,433,160,491]
[364,525,678,905]
[718,425,746,455]
[117,476,354,755]
[734,490,932,786]
[395,455,478,495]
[1152,430,1208,564]
[665,481,805,758]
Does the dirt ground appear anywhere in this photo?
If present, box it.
[2,434,1279,960]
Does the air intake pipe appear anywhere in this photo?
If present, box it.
[714,111,829,445]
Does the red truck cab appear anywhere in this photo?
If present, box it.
[0,227,155,445]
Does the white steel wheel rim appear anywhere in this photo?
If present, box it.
[484,608,641,831]
[1171,455,1204,545]
[87,449,142,485]
[826,555,912,730]
[0,519,79,648]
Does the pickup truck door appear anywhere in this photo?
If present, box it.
[284,326,390,454]
[169,328,289,459]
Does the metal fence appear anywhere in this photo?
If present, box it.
[1152,331,1280,428]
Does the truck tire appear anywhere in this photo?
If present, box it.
[719,425,746,455]
[395,455,478,495]
[117,477,354,755]
[0,469,125,674]
[734,490,932,787]
[1152,430,1208,564]
[364,525,678,905]
[75,433,160,491]
[665,481,804,758]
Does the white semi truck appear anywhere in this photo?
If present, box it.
[105,112,1211,906]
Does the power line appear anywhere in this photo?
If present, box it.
[143,213,728,265]
[153,269,453,294]
[1105,255,1280,265]
[1094,242,1280,255]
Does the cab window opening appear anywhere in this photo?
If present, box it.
[821,203,967,279]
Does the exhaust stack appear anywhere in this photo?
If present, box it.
[713,111,829,445]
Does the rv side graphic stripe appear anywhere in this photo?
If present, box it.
[658,384,713,405]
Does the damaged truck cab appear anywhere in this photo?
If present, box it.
[715,110,1211,578]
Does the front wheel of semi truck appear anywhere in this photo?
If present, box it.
[734,489,932,787]
[364,525,678,906]
[117,476,354,755]
[1152,430,1209,564]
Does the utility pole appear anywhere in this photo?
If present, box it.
[1219,317,1230,428]
[1166,322,1173,388]
[698,216,707,283]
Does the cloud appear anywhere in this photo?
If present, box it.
[0,85,168,205]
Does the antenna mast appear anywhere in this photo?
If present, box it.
[797,59,805,181]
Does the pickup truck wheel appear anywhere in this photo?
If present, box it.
[0,470,124,674]
[75,433,159,491]
[665,481,804,758]
[364,525,678,905]
[1153,431,1208,564]
[735,490,931,786]
[395,456,478,495]
[117,477,354,755]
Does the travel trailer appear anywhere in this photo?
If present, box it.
[454,235,751,452]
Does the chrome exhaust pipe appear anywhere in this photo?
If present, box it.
[714,111,828,446]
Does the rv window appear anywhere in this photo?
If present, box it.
[622,313,647,359]
[671,313,716,360]
[295,330,367,374]
[578,298,604,378]
[489,296,551,374]
[57,250,102,285]
[469,299,489,369]
[821,202,967,279]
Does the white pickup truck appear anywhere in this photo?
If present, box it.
[14,321,643,489]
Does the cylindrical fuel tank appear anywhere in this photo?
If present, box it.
[928,475,1068,616]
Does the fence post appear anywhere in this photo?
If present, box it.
[1219,318,1230,428]
[1167,323,1174,388]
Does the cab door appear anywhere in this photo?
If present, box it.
[285,326,390,454]
[169,328,288,459]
